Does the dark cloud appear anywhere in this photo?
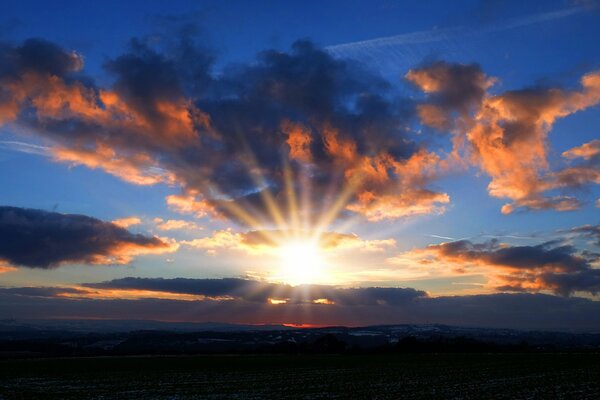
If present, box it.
[0,206,177,269]
[0,38,83,77]
[84,277,426,306]
[1,283,600,331]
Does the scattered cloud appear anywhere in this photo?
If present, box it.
[0,261,17,274]
[562,139,600,160]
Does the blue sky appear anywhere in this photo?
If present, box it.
[0,0,599,328]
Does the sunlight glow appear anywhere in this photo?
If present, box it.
[277,240,327,285]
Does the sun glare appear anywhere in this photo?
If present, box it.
[277,240,327,285]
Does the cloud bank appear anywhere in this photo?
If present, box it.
[2,277,600,331]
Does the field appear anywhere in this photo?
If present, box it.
[1,353,599,399]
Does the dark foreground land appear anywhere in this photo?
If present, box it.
[1,353,599,399]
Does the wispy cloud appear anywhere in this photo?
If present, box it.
[426,234,459,241]
[326,7,585,60]
[0,140,50,156]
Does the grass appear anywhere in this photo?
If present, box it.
[1,353,599,399]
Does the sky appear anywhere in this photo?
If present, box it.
[0,0,599,330]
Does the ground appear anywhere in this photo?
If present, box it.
[1,353,599,399]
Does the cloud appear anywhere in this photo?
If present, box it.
[409,61,600,213]
[2,280,600,330]
[52,145,176,186]
[550,140,600,195]
[165,193,220,218]
[395,237,600,296]
[0,35,449,229]
[1,33,598,227]
[153,218,202,231]
[562,139,600,160]
[0,260,16,274]
[406,61,495,128]
[0,206,178,269]
[112,216,142,229]
[82,277,426,306]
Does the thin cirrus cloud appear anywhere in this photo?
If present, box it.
[0,206,178,269]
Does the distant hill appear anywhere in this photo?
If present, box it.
[0,318,291,333]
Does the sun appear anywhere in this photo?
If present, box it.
[277,240,327,285]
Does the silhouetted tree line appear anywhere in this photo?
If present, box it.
[1,331,598,358]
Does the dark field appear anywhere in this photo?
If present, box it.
[1,353,599,399]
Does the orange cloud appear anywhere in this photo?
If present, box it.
[166,192,220,219]
[410,62,600,213]
[392,238,600,296]
[347,190,450,221]
[319,125,450,221]
[318,232,396,252]
[0,260,17,274]
[56,286,232,302]
[469,72,600,210]
[281,120,313,163]
[80,236,180,266]
[112,216,142,229]
[0,63,210,186]
[562,139,600,160]
[53,145,176,186]
[153,218,202,231]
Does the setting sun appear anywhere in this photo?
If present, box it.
[277,240,327,285]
